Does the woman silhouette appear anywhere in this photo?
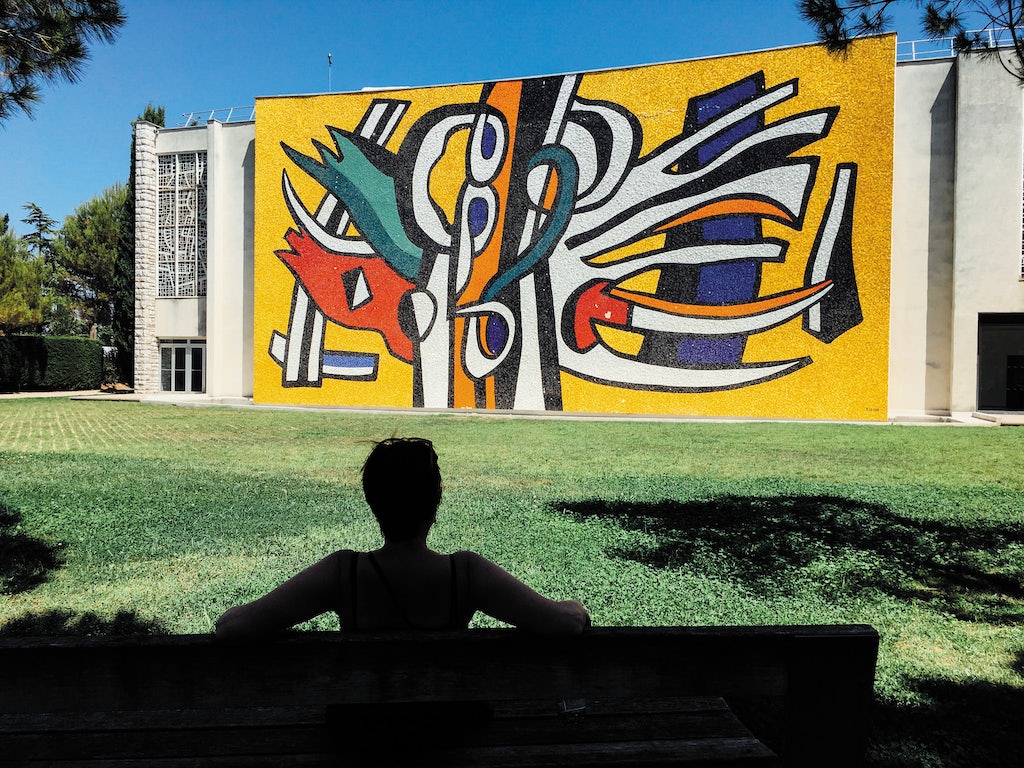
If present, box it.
[216,437,590,638]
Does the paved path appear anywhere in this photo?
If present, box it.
[0,389,106,399]
[2,388,1021,425]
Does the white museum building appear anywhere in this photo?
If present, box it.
[132,43,1024,420]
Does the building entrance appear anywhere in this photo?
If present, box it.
[978,314,1024,411]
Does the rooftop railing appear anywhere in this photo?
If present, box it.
[896,27,1014,61]
[176,106,255,128]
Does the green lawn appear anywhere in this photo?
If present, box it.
[1,397,1022,766]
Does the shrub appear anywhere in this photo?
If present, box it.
[0,335,104,391]
[0,337,25,391]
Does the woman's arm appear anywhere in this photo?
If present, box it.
[465,552,591,636]
[215,552,340,640]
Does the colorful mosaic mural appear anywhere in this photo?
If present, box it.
[254,36,894,419]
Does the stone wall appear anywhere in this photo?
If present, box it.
[133,122,159,393]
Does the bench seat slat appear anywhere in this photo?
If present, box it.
[3,758,337,768]
[4,727,331,763]
[0,707,324,732]
[6,739,776,768]
[473,701,761,744]
[4,697,767,762]
[0,697,741,733]
[436,737,779,767]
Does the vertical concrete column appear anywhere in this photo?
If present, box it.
[205,121,256,399]
[204,121,227,397]
[950,54,1024,413]
[133,122,160,393]
[888,60,956,418]
[206,120,224,398]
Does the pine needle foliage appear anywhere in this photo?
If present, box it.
[800,0,1024,81]
[0,0,126,122]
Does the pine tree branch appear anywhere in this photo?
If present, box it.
[0,1,125,122]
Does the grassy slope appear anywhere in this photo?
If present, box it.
[1,398,1022,766]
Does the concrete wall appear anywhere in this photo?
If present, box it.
[889,59,956,417]
[950,53,1024,413]
[889,54,1024,417]
[206,121,255,398]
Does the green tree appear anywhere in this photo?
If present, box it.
[51,184,127,339]
[1,0,126,122]
[20,203,56,260]
[112,103,164,382]
[19,202,83,336]
[0,217,44,333]
[800,1,1024,80]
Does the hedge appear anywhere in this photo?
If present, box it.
[0,336,105,392]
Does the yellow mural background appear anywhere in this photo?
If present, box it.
[254,36,894,419]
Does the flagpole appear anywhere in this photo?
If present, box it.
[328,53,333,91]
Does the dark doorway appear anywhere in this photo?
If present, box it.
[978,314,1024,411]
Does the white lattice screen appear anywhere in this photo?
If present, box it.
[158,152,208,297]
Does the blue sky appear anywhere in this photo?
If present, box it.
[0,0,928,233]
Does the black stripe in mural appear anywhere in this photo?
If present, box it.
[280,283,324,388]
[491,76,572,411]
[803,162,862,342]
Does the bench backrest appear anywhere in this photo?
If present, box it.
[0,625,878,767]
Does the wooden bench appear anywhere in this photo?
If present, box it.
[0,625,878,767]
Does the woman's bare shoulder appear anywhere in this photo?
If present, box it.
[452,549,503,575]
[452,550,589,635]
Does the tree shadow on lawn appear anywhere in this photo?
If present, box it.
[2,501,166,637]
[0,609,167,636]
[557,495,1024,624]
[1,502,65,595]
[559,495,1024,767]
[869,676,1024,768]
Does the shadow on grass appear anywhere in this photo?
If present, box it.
[869,677,1024,768]
[561,495,1024,767]
[0,609,167,636]
[1,502,65,595]
[558,495,1024,623]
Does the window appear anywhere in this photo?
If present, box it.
[158,152,207,297]
[160,340,206,393]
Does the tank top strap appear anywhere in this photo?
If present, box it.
[449,551,473,629]
[335,550,358,632]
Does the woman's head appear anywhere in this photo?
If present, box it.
[362,437,443,541]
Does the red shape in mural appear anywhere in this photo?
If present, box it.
[275,227,416,362]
